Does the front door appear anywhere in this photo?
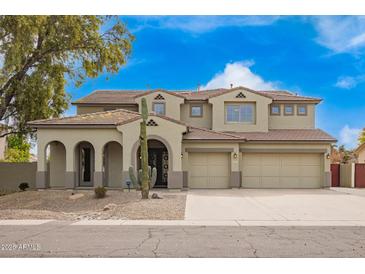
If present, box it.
[79,144,94,187]
[148,148,168,188]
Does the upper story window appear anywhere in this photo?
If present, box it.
[225,103,255,124]
[153,102,165,115]
[284,104,294,115]
[297,104,307,116]
[270,104,281,115]
[190,104,203,117]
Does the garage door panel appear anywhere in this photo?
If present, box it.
[242,177,261,188]
[241,153,322,188]
[261,166,280,176]
[190,177,208,189]
[243,166,261,176]
[209,176,230,188]
[262,155,280,166]
[189,153,230,189]
[262,177,279,187]
[280,166,300,176]
[190,165,208,176]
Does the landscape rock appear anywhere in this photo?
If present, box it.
[68,193,84,200]
[103,203,117,211]
[151,193,162,199]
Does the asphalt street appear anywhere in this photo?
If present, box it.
[1,222,365,257]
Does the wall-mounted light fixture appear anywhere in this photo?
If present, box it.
[326,153,330,160]
[233,152,238,159]
[181,153,184,158]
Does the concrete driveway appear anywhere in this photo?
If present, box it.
[185,188,365,222]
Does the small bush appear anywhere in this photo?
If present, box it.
[94,186,107,198]
[18,182,29,191]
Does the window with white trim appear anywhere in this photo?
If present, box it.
[225,103,255,124]
[153,102,165,115]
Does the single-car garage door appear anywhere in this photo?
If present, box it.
[189,153,230,188]
[241,153,322,188]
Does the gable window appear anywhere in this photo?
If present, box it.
[297,104,308,116]
[190,104,203,117]
[270,104,281,115]
[284,104,294,115]
[153,102,165,115]
[225,103,255,124]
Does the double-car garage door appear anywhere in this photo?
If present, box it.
[188,152,323,188]
[241,153,322,188]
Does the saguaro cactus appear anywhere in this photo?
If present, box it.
[128,165,157,189]
[140,98,149,199]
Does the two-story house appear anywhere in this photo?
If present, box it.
[29,86,336,189]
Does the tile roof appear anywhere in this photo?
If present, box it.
[28,109,186,128]
[227,129,336,142]
[28,109,141,127]
[72,86,322,105]
[184,127,243,140]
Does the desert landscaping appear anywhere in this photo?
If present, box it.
[0,190,186,220]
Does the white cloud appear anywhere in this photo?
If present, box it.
[312,16,365,54]
[335,75,365,89]
[131,16,280,33]
[339,125,361,149]
[201,61,277,90]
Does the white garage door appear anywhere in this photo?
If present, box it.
[241,153,322,188]
[189,153,230,188]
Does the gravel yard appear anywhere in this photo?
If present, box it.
[0,190,186,220]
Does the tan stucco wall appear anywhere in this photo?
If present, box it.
[105,142,123,188]
[208,89,272,132]
[77,106,105,115]
[49,142,66,187]
[117,116,187,173]
[37,128,123,173]
[269,104,315,129]
[0,162,37,191]
[357,148,365,163]
[180,103,212,129]
[136,91,184,120]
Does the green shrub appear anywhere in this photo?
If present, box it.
[94,186,107,198]
[18,182,29,191]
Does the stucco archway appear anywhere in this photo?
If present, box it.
[102,141,123,188]
[74,141,95,187]
[131,135,173,188]
[45,140,66,188]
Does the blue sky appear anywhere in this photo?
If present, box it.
[67,16,365,149]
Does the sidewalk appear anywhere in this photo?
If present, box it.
[3,219,365,226]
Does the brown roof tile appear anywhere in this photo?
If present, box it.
[227,129,336,142]
[28,109,141,127]
[72,86,322,105]
[184,127,243,140]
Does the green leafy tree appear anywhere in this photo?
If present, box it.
[0,16,134,137]
[358,128,365,145]
[4,134,31,162]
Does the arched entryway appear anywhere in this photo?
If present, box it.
[137,139,169,188]
[103,141,123,188]
[75,141,95,187]
[45,141,66,188]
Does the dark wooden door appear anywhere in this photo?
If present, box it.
[355,164,365,188]
[331,164,340,187]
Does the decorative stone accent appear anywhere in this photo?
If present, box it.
[154,94,165,100]
[236,92,246,98]
[146,119,158,126]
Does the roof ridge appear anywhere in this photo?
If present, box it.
[189,126,243,139]
[28,108,140,124]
